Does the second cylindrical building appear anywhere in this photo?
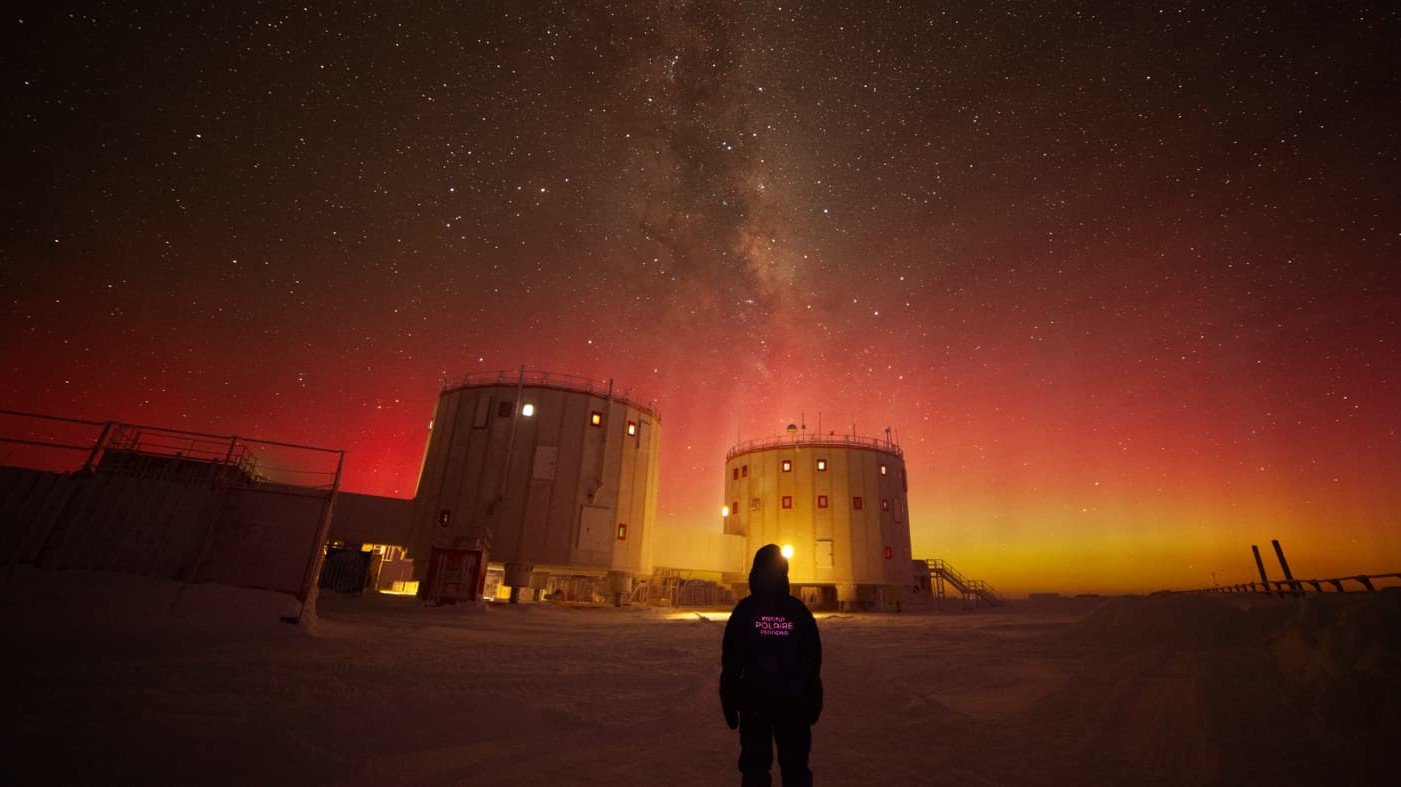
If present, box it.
[722,430,913,610]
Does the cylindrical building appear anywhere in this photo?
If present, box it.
[407,369,660,602]
[722,429,913,610]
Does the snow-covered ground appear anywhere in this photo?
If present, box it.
[6,565,1396,785]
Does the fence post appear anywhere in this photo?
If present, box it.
[81,421,115,474]
[1272,539,1301,595]
[1251,545,1272,595]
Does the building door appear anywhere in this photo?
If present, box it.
[421,547,486,604]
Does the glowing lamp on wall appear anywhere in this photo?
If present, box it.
[521,403,535,417]
[722,505,731,517]
[780,544,794,560]
[627,421,637,436]
[590,411,603,427]
[617,523,628,541]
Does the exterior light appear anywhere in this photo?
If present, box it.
[722,505,731,517]
[521,403,535,417]
[780,544,794,560]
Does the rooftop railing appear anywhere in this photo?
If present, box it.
[441,369,660,419]
[0,408,344,491]
[726,432,903,461]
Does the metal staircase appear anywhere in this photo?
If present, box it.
[924,559,1004,607]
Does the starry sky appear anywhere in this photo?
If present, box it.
[6,1,1399,594]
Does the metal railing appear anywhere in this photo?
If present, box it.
[1170,572,1401,596]
[726,432,904,461]
[0,408,343,490]
[441,369,660,419]
[924,558,1004,607]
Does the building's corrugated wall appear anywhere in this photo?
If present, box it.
[407,377,661,589]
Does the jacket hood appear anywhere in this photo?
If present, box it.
[748,544,791,597]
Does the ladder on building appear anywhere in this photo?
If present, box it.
[925,559,1004,607]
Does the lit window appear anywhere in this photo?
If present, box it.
[750,497,761,511]
[880,464,887,476]
[782,496,793,509]
[853,497,863,510]
[498,401,513,417]
[742,465,749,478]
[884,546,893,560]
[733,467,739,480]
[781,459,792,473]
[881,498,890,511]
[521,403,535,417]
[627,421,637,436]
[817,495,828,509]
[816,458,827,471]
[617,523,628,540]
[590,411,603,427]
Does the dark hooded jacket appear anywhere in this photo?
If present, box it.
[720,545,823,726]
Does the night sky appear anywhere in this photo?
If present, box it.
[6,2,1399,593]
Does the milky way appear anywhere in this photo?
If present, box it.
[5,1,1399,592]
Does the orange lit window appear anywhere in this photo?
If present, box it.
[627,421,637,436]
[782,496,793,509]
[881,498,890,511]
[733,467,739,480]
[498,401,513,417]
[884,546,893,560]
[617,523,628,541]
[742,465,749,478]
[816,458,827,471]
[590,411,603,427]
[879,464,887,476]
[817,495,828,509]
[853,497,863,510]
[781,459,792,473]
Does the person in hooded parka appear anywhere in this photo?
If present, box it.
[720,544,823,786]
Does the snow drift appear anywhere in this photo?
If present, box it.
[5,568,1396,785]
